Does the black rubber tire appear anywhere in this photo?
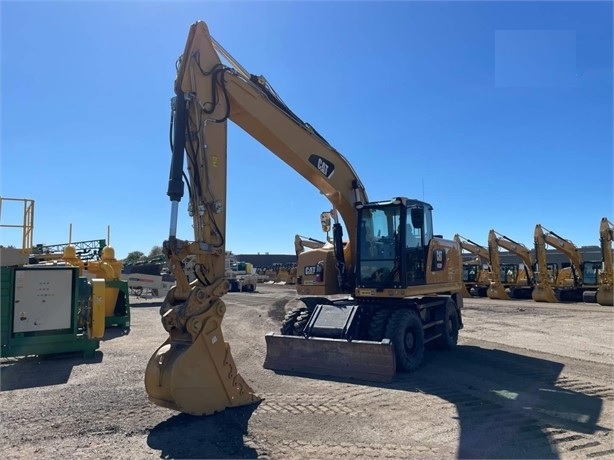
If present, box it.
[280,306,307,335]
[385,309,425,372]
[436,301,459,350]
[367,308,391,341]
[228,280,240,292]
[293,310,311,335]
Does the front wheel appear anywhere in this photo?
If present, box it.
[280,306,307,335]
[385,309,425,372]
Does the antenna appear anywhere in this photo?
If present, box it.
[69,223,72,244]
[422,178,425,200]
[107,225,111,245]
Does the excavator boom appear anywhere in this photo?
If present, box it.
[597,217,614,306]
[532,224,558,302]
[454,234,492,298]
[145,20,375,416]
[532,224,598,303]
[487,230,535,300]
[486,229,509,300]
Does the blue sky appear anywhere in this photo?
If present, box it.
[1,1,612,259]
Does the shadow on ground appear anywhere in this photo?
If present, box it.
[147,402,262,459]
[129,299,164,308]
[269,344,610,459]
[0,350,103,390]
[266,296,297,323]
[102,327,130,341]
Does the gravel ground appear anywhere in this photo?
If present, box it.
[1,285,613,459]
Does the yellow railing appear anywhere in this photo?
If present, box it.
[0,197,35,252]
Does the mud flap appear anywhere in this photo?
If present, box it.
[263,333,396,383]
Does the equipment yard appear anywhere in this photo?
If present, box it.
[1,284,613,460]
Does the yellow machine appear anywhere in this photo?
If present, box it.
[294,233,328,257]
[293,211,335,258]
[144,20,464,416]
[459,256,490,298]
[486,229,535,300]
[290,232,330,285]
[532,224,600,303]
[0,197,106,358]
[273,263,297,285]
[453,234,492,297]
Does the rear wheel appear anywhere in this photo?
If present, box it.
[367,308,391,341]
[385,309,424,372]
[436,301,459,350]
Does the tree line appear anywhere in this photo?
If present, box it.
[123,245,164,265]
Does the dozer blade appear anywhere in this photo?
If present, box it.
[145,300,261,416]
[263,333,396,383]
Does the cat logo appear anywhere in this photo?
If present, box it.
[308,154,335,179]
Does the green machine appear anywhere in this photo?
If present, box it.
[0,263,104,359]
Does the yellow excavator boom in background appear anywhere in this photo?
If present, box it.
[532,224,600,303]
[486,229,535,300]
[454,234,492,298]
[294,234,329,258]
[596,217,613,306]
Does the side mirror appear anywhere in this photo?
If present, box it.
[320,211,332,233]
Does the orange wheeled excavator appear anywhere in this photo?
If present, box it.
[144,20,465,416]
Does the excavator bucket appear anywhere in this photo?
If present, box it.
[145,298,261,416]
[263,334,396,383]
[597,287,614,306]
[487,283,510,300]
[532,285,558,303]
[460,283,472,298]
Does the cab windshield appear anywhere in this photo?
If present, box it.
[357,205,401,287]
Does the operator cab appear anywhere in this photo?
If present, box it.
[582,261,601,286]
[356,197,434,290]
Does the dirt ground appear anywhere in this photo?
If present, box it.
[1,284,613,459]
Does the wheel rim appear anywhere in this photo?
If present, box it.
[404,329,415,353]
